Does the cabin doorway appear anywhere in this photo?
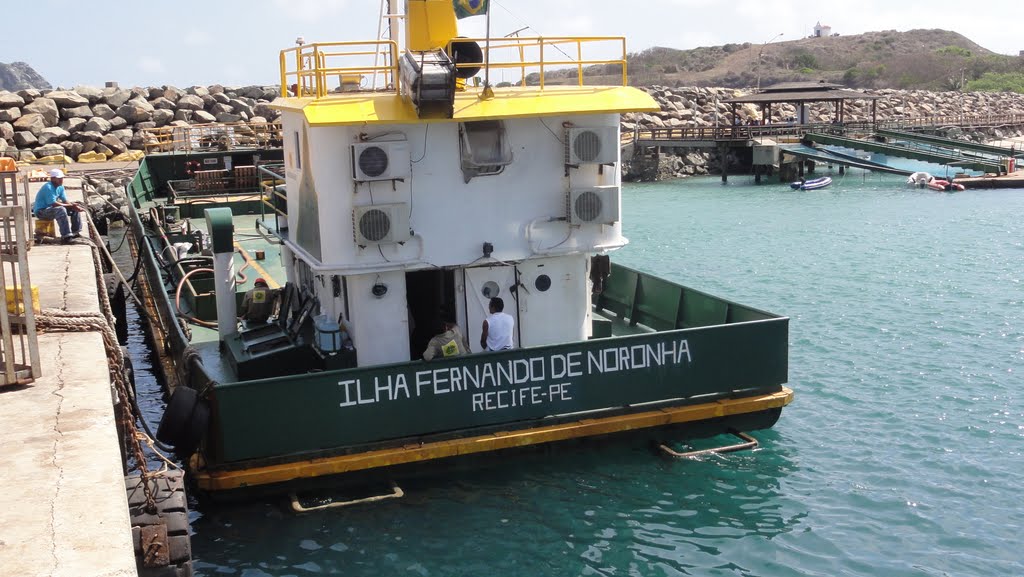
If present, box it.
[405,269,457,360]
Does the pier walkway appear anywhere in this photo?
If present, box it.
[0,176,136,577]
[623,113,1024,180]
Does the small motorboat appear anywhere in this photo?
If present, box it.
[790,176,832,190]
[927,179,964,192]
[907,171,933,187]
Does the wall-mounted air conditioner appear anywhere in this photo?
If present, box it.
[352,141,411,181]
[565,127,618,165]
[567,186,619,225]
[353,203,412,245]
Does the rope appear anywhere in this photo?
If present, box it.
[37,215,181,514]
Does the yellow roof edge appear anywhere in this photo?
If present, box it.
[269,86,660,126]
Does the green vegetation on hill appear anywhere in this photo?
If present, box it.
[615,29,1024,92]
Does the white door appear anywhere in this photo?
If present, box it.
[464,265,518,353]
[516,255,589,348]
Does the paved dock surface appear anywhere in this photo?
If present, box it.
[0,176,137,576]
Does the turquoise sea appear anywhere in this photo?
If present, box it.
[133,166,1024,576]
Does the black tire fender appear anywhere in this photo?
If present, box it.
[156,387,209,456]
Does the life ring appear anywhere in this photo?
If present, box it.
[156,387,210,456]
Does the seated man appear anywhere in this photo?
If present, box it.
[422,315,470,361]
[33,169,82,244]
[239,278,278,325]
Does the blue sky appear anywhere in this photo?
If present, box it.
[5,0,1020,88]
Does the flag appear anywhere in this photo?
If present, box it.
[454,0,488,19]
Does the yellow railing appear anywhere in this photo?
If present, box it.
[276,36,628,99]
[141,122,282,153]
[447,36,628,88]
[279,41,400,98]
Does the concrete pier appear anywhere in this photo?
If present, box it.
[0,175,137,576]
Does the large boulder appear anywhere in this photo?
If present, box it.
[0,121,14,141]
[215,113,242,123]
[229,98,254,118]
[253,102,277,120]
[47,90,90,108]
[61,140,84,160]
[116,102,153,123]
[163,86,184,102]
[74,130,104,143]
[59,117,87,133]
[83,117,112,134]
[0,107,21,122]
[13,112,46,136]
[211,92,230,105]
[173,109,193,122]
[150,96,176,110]
[176,94,203,110]
[0,92,25,108]
[192,110,216,124]
[186,85,209,97]
[147,87,165,100]
[23,97,59,126]
[208,102,233,116]
[110,128,134,143]
[13,131,38,147]
[35,143,65,158]
[60,104,93,119]
[108,116,129,130]
[16,88,40,103]
[208,84,224,95]
[103,88,132,108]
[200,94,216,109]
[151,108,174,127]
[73,85,104,103]
[91,103,116,120]
[37,126,70,145]
[100,133,128,155]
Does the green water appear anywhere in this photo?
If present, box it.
[188,170,1024,577]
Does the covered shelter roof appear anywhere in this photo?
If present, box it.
[722,82,883,125]
[724,85,882,105]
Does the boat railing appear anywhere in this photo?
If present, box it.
[278,40,401,98]
[446,36,628,89]
[277,36,628,99]
[141,122,282,153]
[595,263,781,332]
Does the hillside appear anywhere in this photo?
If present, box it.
[540,29,1024,91]
[0,62,50,91]
[632,29,1024,90]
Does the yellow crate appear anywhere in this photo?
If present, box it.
[5,285,40,315]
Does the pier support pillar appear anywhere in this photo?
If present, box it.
[839,166,845,175]
[719,143,728,184]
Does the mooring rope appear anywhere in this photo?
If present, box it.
[33,211,180,514]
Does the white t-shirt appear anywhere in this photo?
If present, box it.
[485,311,515,350]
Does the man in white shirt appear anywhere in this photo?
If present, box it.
[480,297,514,351]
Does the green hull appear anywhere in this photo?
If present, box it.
[127,150,791,489]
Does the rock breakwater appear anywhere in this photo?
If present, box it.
[0,84,281,163]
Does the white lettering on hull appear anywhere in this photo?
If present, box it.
[338,340,693,412]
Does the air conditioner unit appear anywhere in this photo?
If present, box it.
[567,186,619,225]
[353,203,412,245]
[565,127,618,165]
[351,142,411,181]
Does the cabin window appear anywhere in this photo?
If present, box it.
[293,131,301,169]
[458,120,513,182]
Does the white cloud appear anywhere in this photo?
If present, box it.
[183,28,211,47]
[138,57,166,75]
[272,0,349,23]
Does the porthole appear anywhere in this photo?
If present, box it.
[482,281,500,298]
[535,275,552,292]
